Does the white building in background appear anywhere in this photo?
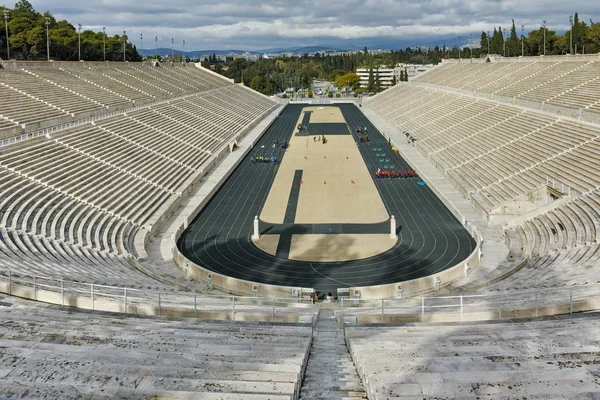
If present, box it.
[355,67,395,89]
[355,64,434,89]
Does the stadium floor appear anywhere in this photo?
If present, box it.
[178,104,476,296]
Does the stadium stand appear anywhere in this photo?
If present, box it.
[365,57,600,298]
[366,76,600,215]
[412,59,600,118]
[3,54,600,398]
[0,62,277,290]
[346,313,600,399]
[0,295,312,400]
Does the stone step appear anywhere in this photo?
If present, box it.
[0,380,293,400]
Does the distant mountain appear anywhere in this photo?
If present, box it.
[138,48,261,58]
[256,45,356,53]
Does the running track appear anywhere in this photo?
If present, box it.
[178,104,476,295]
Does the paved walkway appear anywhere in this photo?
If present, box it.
[299,309,367,399]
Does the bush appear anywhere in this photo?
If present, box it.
[355,88,367,94]
[308,91,314,98]
[335,93,341,98]
[327,92,333,98]
[282,94,288,99]
[353,93,358,97]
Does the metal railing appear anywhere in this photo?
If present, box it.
[340,284,600,324]
[0,270,317,323]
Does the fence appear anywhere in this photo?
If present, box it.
[340,284,600,324]
[0,270,317,324]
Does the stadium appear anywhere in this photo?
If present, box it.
[1,53,600,399]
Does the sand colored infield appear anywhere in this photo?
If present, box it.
[252,235,280,256]
[302,106,345,123]
[289,234,396,262]
[252,234,396,262]
[259,106,389,224]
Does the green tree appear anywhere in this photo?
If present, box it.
[374,69,381,92]
[337,72,359,90]
[367,65,374,91]
[480,31,488,54]
[507,19,519,56]
[588,21,600,53]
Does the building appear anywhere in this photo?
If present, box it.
[356,64,434,89]
[355,67,396,89]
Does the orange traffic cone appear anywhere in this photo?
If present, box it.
[351,180,355,184]
[324,180,327,185]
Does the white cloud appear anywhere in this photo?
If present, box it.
[20,0,600,49]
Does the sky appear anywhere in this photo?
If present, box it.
[9,0,600,51]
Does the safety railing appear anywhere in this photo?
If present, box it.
[340,284,600,324]
[0,270,317,324]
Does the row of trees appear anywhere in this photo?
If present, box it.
[0,1,141,61]
[479,15,600,56]
[205,46,432,96]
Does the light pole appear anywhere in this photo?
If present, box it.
[502,28,506,57]
[469,33,473,58]
[458,36,461,61]
[45,17,50,61]
[155,36,158,60]
[140,33,143,60]
[182,39,185,63]
[123,30,126,62]
[542,20,546,56]
[78,23,82,61]
[521,24,525,56]
[102,27,106,61]
[171,38,174,62]
[569,15,573,54]
[3,10,9,60]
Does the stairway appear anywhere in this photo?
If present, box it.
[299,309,367,399]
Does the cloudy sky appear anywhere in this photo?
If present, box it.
[16,0,600,50]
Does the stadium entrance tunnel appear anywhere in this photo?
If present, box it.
[176,104,478,298]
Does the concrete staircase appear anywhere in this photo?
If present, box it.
[299,309,367,399]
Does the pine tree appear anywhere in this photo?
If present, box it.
[367,65,374,92]
[404,68,409,82]
[375,68,381,92]
[480,31,488,54]
[508,19,519,56]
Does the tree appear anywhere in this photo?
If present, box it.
[404,68,409,82]
[391,74,397,86]
[588,21,600,53]
[337,72,359,90]
[367,65,374,92]
[491,27,504,55]
[480,31,488,54]
[507,19,519,56]
[374,69,381,92]
[14,0,34,13]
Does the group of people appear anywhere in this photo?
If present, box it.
[313,135,327,144]
[375,169,418,179]
[253,155,277,164]
[356,126,368,134]
[272,140,289,150]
